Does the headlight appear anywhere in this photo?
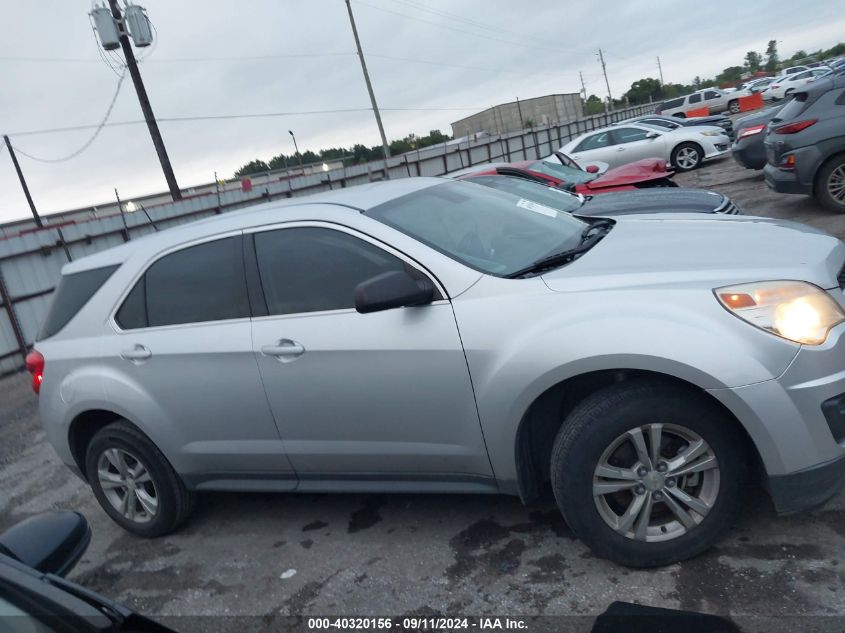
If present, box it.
[715,281,845,345]
[700,130,724,137]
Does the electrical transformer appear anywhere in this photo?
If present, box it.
[91,6,120,51]
[125,4,153,47]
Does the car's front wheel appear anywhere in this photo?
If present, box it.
[728,100,741,114]
[85,420,196,537]
[550,380,747,567]
[670,142,703,171]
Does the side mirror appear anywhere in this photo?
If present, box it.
[355,270,435,314]
[646,131,660,139]
[0,511,91,577]
[585,165,600,174]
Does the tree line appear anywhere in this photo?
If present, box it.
[235,130,451,177]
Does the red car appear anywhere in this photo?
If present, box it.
[451,152,676,194]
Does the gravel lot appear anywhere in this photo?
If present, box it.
[3,152,845,630]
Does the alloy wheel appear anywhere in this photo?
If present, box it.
[828,165,845,205]
[593,423,720,542]
[675,147,700,170]
[97,448,159,523]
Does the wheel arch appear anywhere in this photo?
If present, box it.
[513,368,761,503]
[68,408,127,481]
[814,149,845,195]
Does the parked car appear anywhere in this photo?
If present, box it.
[731,104,785,170]
[30,177,845,567]
[449,153,676,194]
[655,88,748,117]
[456,172,740,216]
[761,68,831,101]
[738,76,775,92]
[764,71,845,212]
[560,123,730,172]
[776,65,811,77]
[615,114,734,141]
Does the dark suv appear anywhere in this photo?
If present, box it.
[764,71,845,212]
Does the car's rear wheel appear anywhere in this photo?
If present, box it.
[816,154,845,213]
[85,420,195,537]
[550,380,747,567]
[670,143,703,171]
[728,100,741,114]
[672,112,686,119]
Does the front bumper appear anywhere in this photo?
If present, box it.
[702,145,731,162]
[709,316,845,514]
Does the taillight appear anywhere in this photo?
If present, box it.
[779,154,797,170]
[773,119,817,134]
[25,350,44,394]
[738,124,766,140]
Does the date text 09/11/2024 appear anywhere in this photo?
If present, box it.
[306,617,528,630]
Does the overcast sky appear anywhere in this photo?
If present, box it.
[1,0,843,223]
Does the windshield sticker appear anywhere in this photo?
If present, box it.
[517,198,558,218]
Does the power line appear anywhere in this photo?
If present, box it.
[353,0,564,53]
[4,107,486,138]
[12,70,127,162]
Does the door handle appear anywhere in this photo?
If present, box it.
[261,339,306,362]
[615,146,625,151]
[120,344,151,362]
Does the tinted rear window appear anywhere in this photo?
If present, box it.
[660,98,684,110]
[116,236,249,329]
[38,265,118,340]
[776,93,808,120]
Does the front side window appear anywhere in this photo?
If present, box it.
[366,181,586,277]
[116,236,250,329]
[574,132,611,152]
[254,228,407,316]
[704,91,720,100]
[613,127,651,144]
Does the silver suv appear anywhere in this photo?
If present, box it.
[657,88,747,117]
[31,178,845,567]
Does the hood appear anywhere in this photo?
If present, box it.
[685,115,728,125]
[542,214,845,292]
[578,188,728,216]
[586,159,670,190]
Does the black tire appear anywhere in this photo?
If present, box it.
[728,99,741,114]
[815,153,845,213]
[670,142,704,172]
[672,112,686,119]
[550,380,747,567]
[85,420,196,537]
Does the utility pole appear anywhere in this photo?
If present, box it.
[597,48,613,111]
[579,71,587,100]
[3,135,42,227]
[345,0,390,178]
[106,0,181,200]
[657,56,665,85]
[515,96,524,128]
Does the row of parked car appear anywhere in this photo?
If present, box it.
[733,67,845,212]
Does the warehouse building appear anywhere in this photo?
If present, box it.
[450,93,584,138]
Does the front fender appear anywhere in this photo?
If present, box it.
[452,279,799,486]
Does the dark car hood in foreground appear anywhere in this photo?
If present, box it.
[579,188,729,216]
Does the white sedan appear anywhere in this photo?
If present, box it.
[560,122,731,172]
[761,67,832,100]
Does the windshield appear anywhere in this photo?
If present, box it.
[528,159,597,185]
[465,175,583,214]
[366,180,586,276]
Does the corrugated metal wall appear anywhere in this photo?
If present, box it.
[0,104,653,375]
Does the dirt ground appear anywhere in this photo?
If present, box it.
[3,152,845,631]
